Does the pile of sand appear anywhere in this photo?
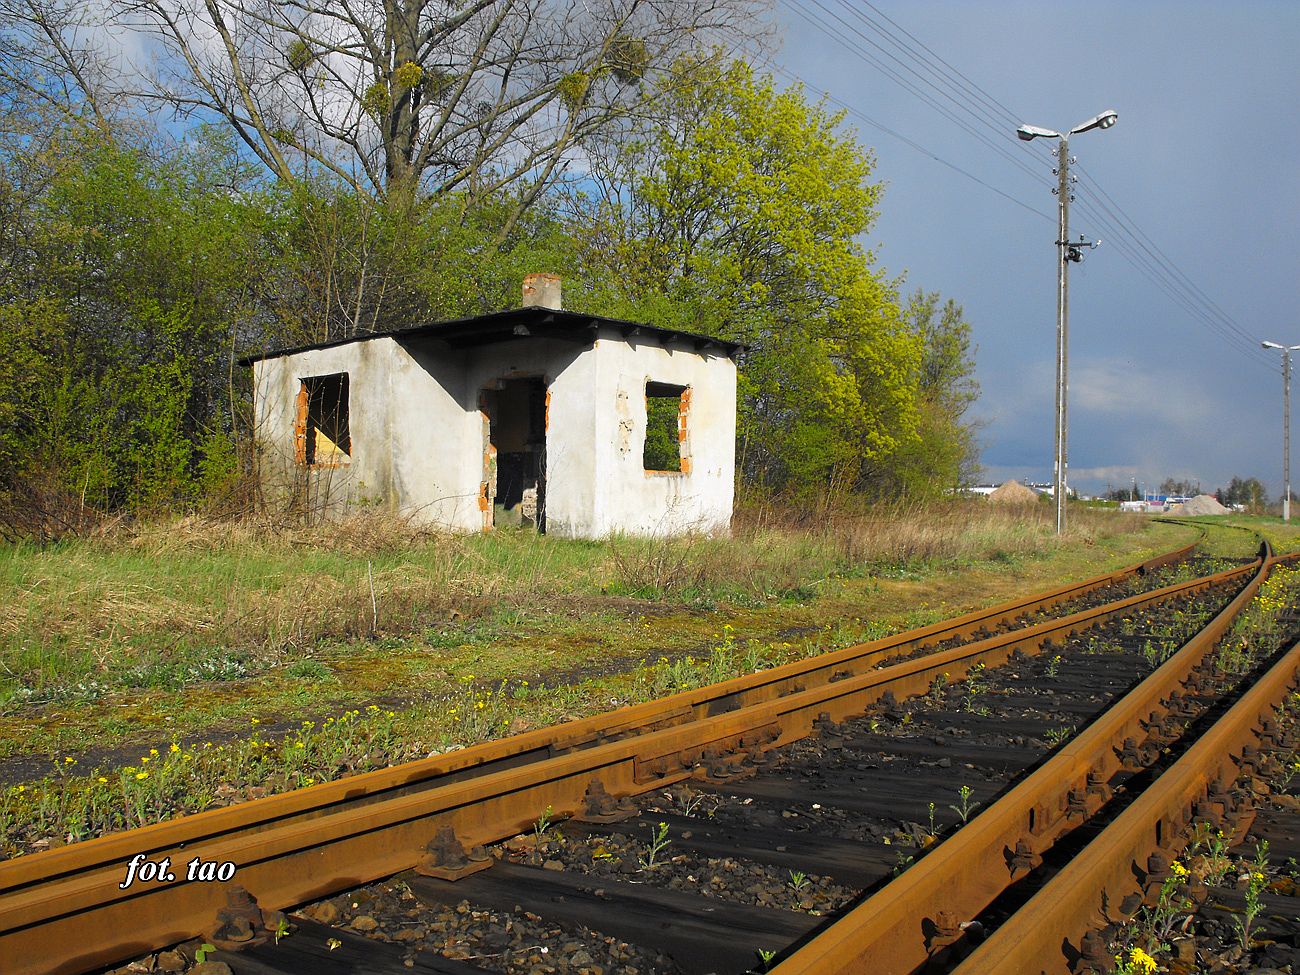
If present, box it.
[989,479,1040,505]
[1167,494,1229,516]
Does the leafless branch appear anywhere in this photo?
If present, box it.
[100,0,767,207]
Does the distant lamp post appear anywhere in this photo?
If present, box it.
[1262,340,1300,522]
[1016,109,1118,534]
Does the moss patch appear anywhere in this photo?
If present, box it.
[0,516,1198,771]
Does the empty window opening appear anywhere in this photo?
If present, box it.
[297,373,351,466]
[644,381,688,473]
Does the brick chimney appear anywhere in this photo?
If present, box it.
[522,273,562,310]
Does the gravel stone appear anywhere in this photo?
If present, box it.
[156,951,186,973]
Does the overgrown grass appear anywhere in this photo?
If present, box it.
[1214,563,1300,674]
[0,514,1286,860]
[1,501,1144,710]
[0,624,851,856]
[1195,514,1300,558]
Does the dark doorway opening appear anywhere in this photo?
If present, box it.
[483,377,547,531]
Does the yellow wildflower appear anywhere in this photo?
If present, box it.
[1128,947,1157,974]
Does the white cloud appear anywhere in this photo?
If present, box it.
[1070,358,1215,423]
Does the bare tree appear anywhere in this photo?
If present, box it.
[0,0,119,128]
[108,0,764,218]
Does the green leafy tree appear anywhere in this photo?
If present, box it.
[865,290,980,497]
[570,58,921,492]
[0,121,278,528]
[271,181,582,344]
[1218,476,1268,512]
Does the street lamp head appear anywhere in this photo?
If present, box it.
[1017,124,1062,141]
[1264,341,1284,350]
[1069,110,1119,136]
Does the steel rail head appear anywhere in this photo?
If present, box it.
[765,553,1269,975]
[951,590,1300,974]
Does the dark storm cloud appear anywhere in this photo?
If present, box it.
[775,0,1300,495]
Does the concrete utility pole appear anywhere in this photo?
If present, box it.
[1016,110,1118,535]
[1054,141,1070,535]
[1262,341,1300,522]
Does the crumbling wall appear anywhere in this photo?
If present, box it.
[253,327,736,539]
[456,339,595,538]
[252,340,394,518]
[587,331,736,537]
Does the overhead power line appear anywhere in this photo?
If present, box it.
[784,0,1051,191]
[762,62,1054,223]
[775,0,1276,372]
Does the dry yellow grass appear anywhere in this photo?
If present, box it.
[1,499,1147,710]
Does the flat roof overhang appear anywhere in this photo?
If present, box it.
[238,307,744,367]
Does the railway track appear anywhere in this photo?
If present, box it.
[232,554,1276,975]
[767,549,1294,975]
[1,539,1291,975]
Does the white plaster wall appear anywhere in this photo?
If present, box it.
[252,339,395,512]
[588,331,737,537]
[253,330,736,539]
[253,335,600,532]
[386,338,477,530]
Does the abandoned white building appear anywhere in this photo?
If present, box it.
[246,276,740,538]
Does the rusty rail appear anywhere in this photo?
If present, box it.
[768,547,1270,975]
[0,542,1224,975]
[953,589,1300,973]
